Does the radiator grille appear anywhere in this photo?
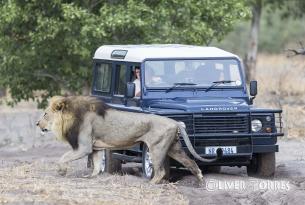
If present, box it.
[194,114,249,134]
[168,113,250,134]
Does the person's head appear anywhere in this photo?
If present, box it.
[135,66,140,79]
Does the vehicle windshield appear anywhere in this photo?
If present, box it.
[144,59,242,88]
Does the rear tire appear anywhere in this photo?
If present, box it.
[142,144,170,179]
[247,152,275,178]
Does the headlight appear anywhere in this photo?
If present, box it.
[251,119,262,132]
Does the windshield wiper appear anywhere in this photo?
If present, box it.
[205,80,236,92]
[166,82,197,93]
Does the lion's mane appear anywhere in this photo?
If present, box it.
[50,96,109,149]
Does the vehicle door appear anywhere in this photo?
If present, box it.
[112,62,140,107]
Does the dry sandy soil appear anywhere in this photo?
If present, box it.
[1,138,305,205]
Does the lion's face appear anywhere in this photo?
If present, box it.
[36,96,66,133]
[36,107,55,133]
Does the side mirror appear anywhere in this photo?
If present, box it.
[250,80,257,96]
[249,80,257,105]
[125,82,135,98]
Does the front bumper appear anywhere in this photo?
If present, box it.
[177,144,279,166]
[178,132,281,166]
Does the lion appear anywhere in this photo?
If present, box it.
[36,96,221,184]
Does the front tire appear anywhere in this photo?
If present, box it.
[247,152,275,178]
[142,144,154,179]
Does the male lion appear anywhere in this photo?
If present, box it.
[37,96,221,184]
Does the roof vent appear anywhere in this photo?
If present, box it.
[111,50,128,59]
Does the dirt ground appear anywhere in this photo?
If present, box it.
[1,138,305,205]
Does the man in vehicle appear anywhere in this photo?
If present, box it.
[133,66,141,97]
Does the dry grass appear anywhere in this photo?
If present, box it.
[0,159,188,205]
[256,54,305,98]
[255,54,305,138]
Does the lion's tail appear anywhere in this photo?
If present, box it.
[177,122,222,163]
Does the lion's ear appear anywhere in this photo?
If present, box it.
[55,102,65,111]
[50,96,66,112]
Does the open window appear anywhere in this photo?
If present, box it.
[129,64,141,98]
[128,64,141,81]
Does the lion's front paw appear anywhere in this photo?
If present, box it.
[197,173,203,182]
[82,174,97,178]
[57,165,68,176]
[82,174,91,178]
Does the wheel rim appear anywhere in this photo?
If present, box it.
[144,148,153,178]
[100,150,106,172]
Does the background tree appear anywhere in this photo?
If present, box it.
[244,0,262,82]
[0,0,249,107]
[243,0,305,82]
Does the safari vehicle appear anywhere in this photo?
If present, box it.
[90,44,284,178]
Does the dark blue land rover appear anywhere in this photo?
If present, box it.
[90,44,284,178]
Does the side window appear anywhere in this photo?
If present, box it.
[94,63,112,92]
[114,64,127,95]
[129,64,141,82]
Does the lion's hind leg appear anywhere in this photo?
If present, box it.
[147,125,177,184]
[150,165,166,184]
[168,140,203,182]
[147,145,168,184]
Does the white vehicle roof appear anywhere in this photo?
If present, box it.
[93,44,239,63]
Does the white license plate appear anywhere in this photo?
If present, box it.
[205,146,237,155]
